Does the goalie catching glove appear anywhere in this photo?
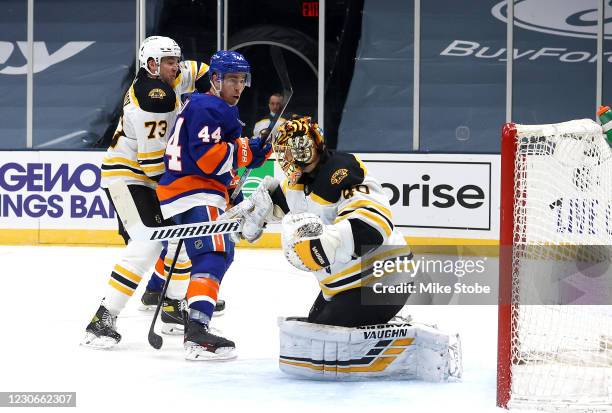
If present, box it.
[282,213,354,272]
[219,176,282,243]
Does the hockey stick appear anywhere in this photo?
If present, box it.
[148,238,183,349]
[107,180,243,242]
[230,46,294,202]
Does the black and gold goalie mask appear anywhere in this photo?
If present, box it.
[272,115,325,185]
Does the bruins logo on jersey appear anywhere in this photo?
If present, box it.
[331,168,349,185]
[148,88,167,99]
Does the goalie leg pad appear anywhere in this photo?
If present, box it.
[277,318,462,381]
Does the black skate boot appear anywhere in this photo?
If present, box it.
[213,299,226,316]
[81,305,121,349]
[161,298,186,335]
[140,288,161,310]
[184,320,236,360]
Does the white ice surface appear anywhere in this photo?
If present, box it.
[0,246,502,412]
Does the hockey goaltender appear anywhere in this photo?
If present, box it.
[221,115,462,381]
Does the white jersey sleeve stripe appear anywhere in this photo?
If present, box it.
[217,143,235,176]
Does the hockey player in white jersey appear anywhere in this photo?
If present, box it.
[221,115,462,380]
[82,36,209,348]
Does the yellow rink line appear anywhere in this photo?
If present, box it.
[0,229,125,246]
[0,229,499,256]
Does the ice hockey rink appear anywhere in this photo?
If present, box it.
[0,245,500,412]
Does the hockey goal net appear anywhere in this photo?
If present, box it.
[498,119,612,411]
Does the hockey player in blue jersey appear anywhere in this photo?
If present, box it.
[157,50,271,360]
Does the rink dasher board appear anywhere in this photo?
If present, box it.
[0,151,499,248]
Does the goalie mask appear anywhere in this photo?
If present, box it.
[273,116,325,185]
[138,36,181,76]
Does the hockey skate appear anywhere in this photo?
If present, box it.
[139,288,160,310]
[184,320,236,361]
[161,298,186,335]
[140,288,226,316]
[81,305,121,349]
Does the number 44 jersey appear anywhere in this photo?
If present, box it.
[156,92,255,219]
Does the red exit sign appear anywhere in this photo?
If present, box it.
[302,1,318,17]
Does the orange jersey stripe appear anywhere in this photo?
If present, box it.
[206,206,225,251]
[196,143,229,175]
[154,257,164,275]
[207,205,218,220]
[157,175,229,202]
[186,277,219,302]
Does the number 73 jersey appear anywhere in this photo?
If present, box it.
[101,61,209,190]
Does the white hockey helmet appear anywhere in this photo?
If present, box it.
[138,36,181,76]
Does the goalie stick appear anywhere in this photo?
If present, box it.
[230,45,294,202]
[107,180,243,242]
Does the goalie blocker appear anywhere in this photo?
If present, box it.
[278,317,462,381]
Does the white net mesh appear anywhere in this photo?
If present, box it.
[508,119,612,411]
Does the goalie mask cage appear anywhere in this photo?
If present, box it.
[497,119,612,411]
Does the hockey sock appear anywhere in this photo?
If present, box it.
[186,274,219,324]
[145,257,166,292]
[102,239,163,315]
[164,254,191,300]
[102,264,143,315]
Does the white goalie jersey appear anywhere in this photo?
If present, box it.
[276,151,411,300]
[101,61,209,189]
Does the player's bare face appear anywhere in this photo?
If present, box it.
[158,57,180,85]
[220,73,247,106]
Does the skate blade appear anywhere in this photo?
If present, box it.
[161,322,184,335]
[139,304,156,311]
[184,343,237,361]
[80,332,119,349]
[212,309,225,317]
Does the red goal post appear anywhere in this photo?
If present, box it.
[497,122,516,408]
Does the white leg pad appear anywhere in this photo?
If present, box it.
[277,317,462,381]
